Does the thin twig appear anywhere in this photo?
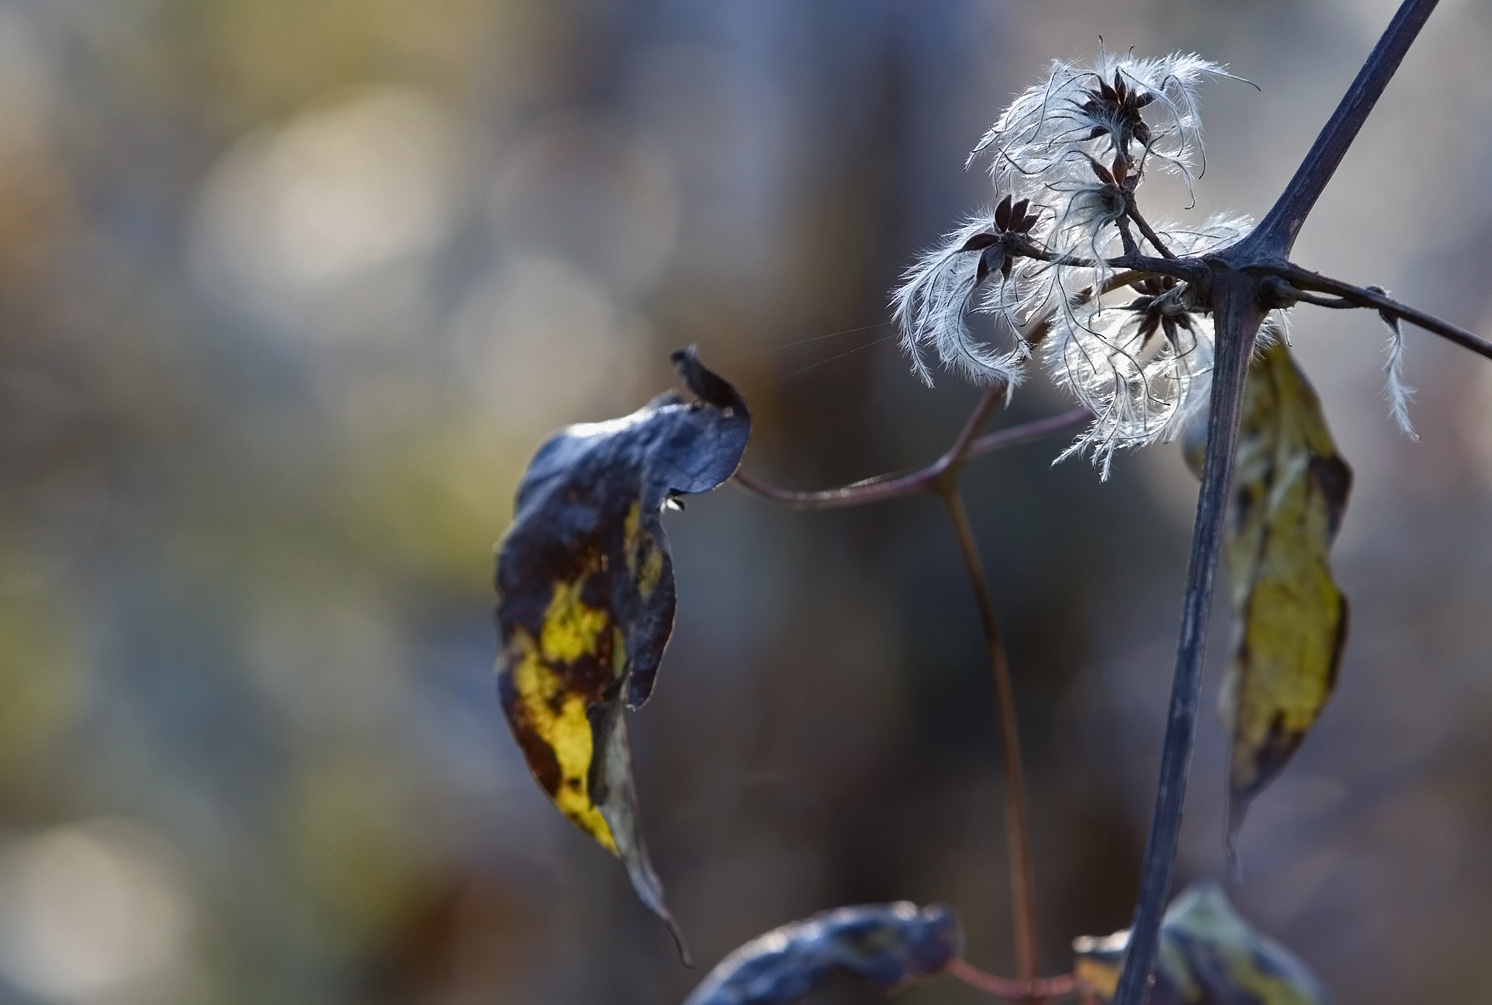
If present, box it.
[1116,216,1141,259]
[965,408,1092,462]
[1125,203,1177,260]
[729,288,1112,987]
[948,383,1009,466]
[731,465,934,510]
[948,958,1077,1002]
[1014,242,1202,283]
[736,387,1050,988]
[941,489,1041,993]
[729,270,1137,512]
[1265,261,1492,360]
[1274,284,1357,309]
[729,404,1087,510]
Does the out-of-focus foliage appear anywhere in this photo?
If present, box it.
[682,902,959,1005]
[1188,341,1351,840]
[495,348,750,958]
[1074,881,1328,1005]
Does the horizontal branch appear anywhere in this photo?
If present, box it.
[730,407,1090,510]
[1265,261,1492,360]
[1273,284,1356,309]
[1012,239,1203,283]
[1112,253,1202,282]
[731,465,933,509]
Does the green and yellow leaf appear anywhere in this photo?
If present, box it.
[1073,881,1328,1004]
[495,347,751,962]
[1220,340,1351,841]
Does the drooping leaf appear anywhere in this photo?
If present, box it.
[494,347,751,962]
[1073,881,1329,1004]
[683,903,961,1005]
[1183,340,1351,845]
[1223,341,1351,841]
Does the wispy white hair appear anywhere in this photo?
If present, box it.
[1044,214,1254,477]
[973,50,1233,197]
[1368,287,1419,440]
[892,212,1034,387]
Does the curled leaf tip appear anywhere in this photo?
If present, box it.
[673,345,751,420]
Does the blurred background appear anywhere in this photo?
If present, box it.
[1,0,1491,1001]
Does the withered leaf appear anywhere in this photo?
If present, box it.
[1183,340,1351,846]
[1073,881,1328,1005]
[1217,341,1351,844]
[683,903,960,1005]
[495,347,750,963]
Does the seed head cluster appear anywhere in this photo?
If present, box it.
[894,50,1258,475]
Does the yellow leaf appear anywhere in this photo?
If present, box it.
[1221,340,1350,842]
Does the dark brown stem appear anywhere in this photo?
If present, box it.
[1013,241,1202,283]
[941,489,1040,993]
[1126,204,1176,260]
[947,383,1010,463]
[948,958,1077,1002]
[728,267,1171,512]
[1116,216,1141,259]
[1264,261,1492,360]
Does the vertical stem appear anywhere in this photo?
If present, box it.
[1110,268,1265,1005]
[941,489,1041,994]
[1245,0,1439,257]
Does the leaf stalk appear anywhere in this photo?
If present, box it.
[940,487,1042,993]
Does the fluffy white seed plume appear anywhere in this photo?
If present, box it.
[1045,214,1252,477]
[1046,291,1215,479]
[894,45,1247,453]
[1150,213,1253,255]
[892,212,1036,387]
[1045,163,1126,271]
[1367,286,1419,440]
[972,50,1230,197]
